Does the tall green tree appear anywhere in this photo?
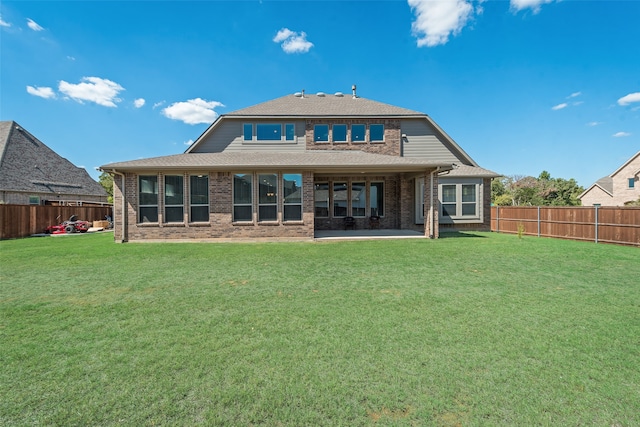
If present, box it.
[491,172,584,206]
[98,171,114,204]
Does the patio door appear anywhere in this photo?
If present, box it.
[415,178,424,224]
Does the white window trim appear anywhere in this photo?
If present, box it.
[314,124,330,144]
[332,124,348,143]
[351,124,366,143]
[242,123,298,145]
[370,123,385,143]
[438,178,483,224]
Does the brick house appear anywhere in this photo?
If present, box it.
[100,90,498,242]
[0,121,108,205]
[579,151,640,206]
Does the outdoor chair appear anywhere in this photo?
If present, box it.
[344,216,355,230]
[369,215,380,229]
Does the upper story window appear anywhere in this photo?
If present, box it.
[285,124,295,141]
[314,124,329,142]
[370,124,384,142]
[257,124,281,140]
[351,124,365,142]
[629,178,636,189]
[244,123,295,142]
[333,124,347,142]
[243,124,253,141]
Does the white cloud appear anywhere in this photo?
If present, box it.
[617,92,640,106]
[510,0,554,13]
[586,121,603,127]
[0,15,11,27]
[273,28,295,43]
[408,0,475,47]
[58,77,124,107]
[551,103,568,110]
[184,139,194,146]
[273,28,314,53]
[613,131,631,138]
[567,92,582,98]
[153,101,165,109]
[162,98,224,125]
[134,98,146,108]
[26,85,55,99]
[26,18,44,31]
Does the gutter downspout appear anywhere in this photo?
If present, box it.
[104,169,126,243]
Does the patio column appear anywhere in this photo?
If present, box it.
[424,169,439,239]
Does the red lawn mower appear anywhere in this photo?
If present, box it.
[45,215,91,234]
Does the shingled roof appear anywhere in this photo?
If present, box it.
[0,121,107,200]
[101,150,453,173]
[224,93,426,117]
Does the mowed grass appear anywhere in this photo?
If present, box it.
[1,232,638,426]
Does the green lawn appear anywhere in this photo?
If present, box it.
[1,232,638,426]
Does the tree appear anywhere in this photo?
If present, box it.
[98,171,114,204]
[491,172,585,207]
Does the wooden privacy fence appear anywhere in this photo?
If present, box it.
[0,204,113,240]
[491,206,640,246]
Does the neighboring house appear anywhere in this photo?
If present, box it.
[100,89,498,242]
[579,151,640,206]
[0,121,108,205]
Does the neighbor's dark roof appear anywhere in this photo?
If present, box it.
[225,93,426,117]
[0,121,107,198]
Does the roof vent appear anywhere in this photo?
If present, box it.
[317,92,325,97]
[294,92,302,97]
[335,92,344,97]
[352,84,357,99]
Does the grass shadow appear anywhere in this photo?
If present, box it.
[439,231,488,239]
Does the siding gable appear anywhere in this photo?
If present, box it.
[189,119,306,154]
[401,118,467,164]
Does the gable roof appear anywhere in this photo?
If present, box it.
[610,150,640,178]
[0,121,107,198]
[185,93,483,169]
[579,151,640,199]
[225,93,426,117]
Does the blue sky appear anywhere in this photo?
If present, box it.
[1,0,639,187]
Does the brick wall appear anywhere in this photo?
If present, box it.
[305,119,401,156]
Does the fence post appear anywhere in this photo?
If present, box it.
[595,205,599,244]
[496,206,499,233]
[537,206,541,237]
